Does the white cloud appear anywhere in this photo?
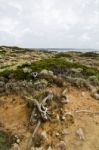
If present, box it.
[0,0,99,49]
[8,1,23,15]
[81,33,91,41]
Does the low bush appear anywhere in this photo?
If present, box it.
[54,52,72,58]
[0,130,13,150]
[80,52,98,57]
[0,58,99,81]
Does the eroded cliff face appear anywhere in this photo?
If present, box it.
[0,87,99,150]
[0,47,99,150]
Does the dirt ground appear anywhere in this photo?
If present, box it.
[0,87,99,150]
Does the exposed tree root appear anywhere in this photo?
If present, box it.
[26,120,41,150]
[25,91,53,149]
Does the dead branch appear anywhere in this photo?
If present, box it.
[25,97,48,120]
[61,88,69,103]
[74,109,99,115]
[76,128,85,140]
[75,109,93,113]
[25,92,53,149]
[41,91,53,105]
[27,120,41,150]
[30,107,37,123]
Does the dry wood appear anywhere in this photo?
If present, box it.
[74,109,99,115]
[26,120,41,150]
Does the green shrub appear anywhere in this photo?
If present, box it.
[0,69,29,80]
[54,52,72,58]
[0,69,12,79]
[0,50,6,55]
[0,57,99,81]
[13,68,29,80]
[0,130,12,150]
[80,52,98,57]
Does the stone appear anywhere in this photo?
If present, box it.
[55,141,66,150]
[41,131,48,140]
[16,138,20,144]
[61,116,65,121]
[76,128,85,140]
[55,132,60,136]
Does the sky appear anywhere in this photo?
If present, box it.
[0,0,99,49]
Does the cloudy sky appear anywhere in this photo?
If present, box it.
[0,0,99,49]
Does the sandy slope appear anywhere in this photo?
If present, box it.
[0,87,99,150]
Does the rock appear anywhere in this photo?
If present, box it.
[41,131,48,140]
[55,132,60,136]
[76,128,85,140]
[14,135,20,144]
[61,116,65,121]
[16,138,20,144]
[55,141,66,150]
